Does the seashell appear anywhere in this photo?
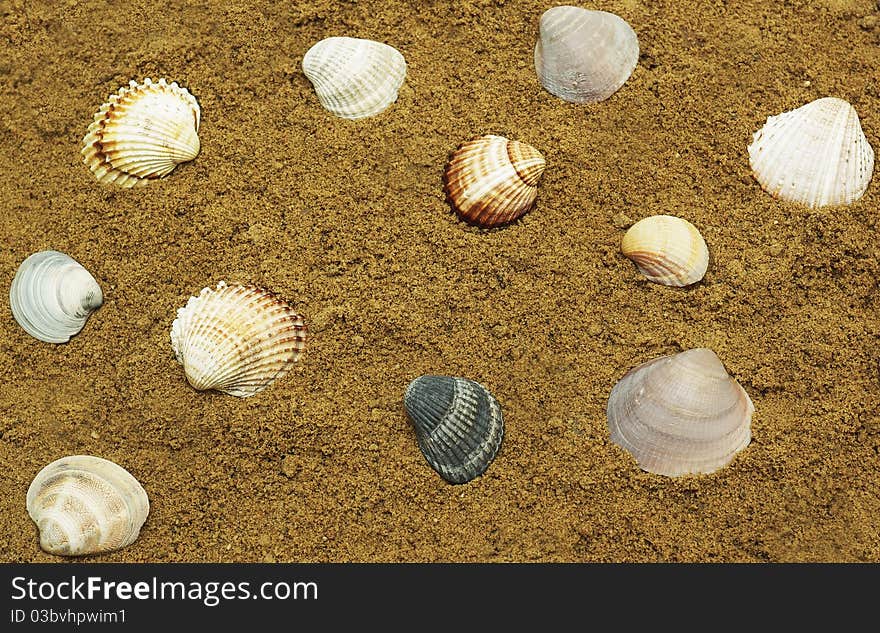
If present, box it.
[302,36,407,120]
[10,250,103,343]
[621,215,709,287]
[748,97,874,208]
[607,348,753,477]
[534,6,639,104]
[170,281,307,398]
[443,134,546,228]
[404,375,504,484]
[26,455,149,556]
[82,77,201,188]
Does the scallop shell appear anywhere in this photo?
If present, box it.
[170,281,307,398]
[620,215,709,287]
[302,36,407,120]
[607,348,753,477]
[748,97,874,208]
[81,77,201,188]
[404,375,504,484]
[26,455,149,556]
[10,250,103,343]
[534,6,639,103]
[443,134,546,228]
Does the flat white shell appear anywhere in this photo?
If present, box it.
[82,77,201,188]
[170,281,307,397]
[10,250,103,343]
[748,97,874,208]
[302,36,407,119]
[607,348,753,477]
[534,6,639,103]
[26,455,149,556]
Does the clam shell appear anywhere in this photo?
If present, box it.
[82,78,201,188]
[534,6,639,103]
[748,97,874,208]
[26,455,149,556]
[443,134,546,228]
[10,250,103,343]
[607,348,753,477]
[170,281,307,398]
[620,215,709,287]
[302,36,407,120]
[404,375,504,484]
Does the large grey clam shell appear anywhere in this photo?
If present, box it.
[607,348,753,477]
[404,375,504,484]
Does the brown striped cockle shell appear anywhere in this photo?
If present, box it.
[443,134,546,228]
[170,282,306,398]
[607,348,753,477]
[621,215,709,287]
[27,455,149,556]
[82,78,201,188]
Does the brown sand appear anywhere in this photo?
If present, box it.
[1,0,879,562]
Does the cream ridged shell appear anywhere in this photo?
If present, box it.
[302,36,407,120]
[81,78,201,188]
[607,348,753,477]
[621,215,709,287]
[748,97,874,208]
[170,281,307,398]
[10,250,103,343]
[26,455,149,556]
[534,6,639,103]
[443,134,546,228]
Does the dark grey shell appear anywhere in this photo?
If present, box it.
[404,375,504,484]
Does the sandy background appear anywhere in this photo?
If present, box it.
[1,0,879,562]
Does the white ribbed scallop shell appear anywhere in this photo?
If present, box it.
[621,215,709,287]
[607,348,753,477]
[302,36,407,119]
[170,282,307,398]
[443,134,546,228]
[534,6,639,103]
[26,455,149,556]
[81,78,201,188]
[748,97,874,208]
[10,250,103,343]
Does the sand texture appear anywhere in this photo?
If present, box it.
[1,0,879,562]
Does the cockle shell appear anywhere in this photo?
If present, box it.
[302,36,407,120]
[621,215,709,287]
[748,97,874,208]
[170,281,307,398]
[81,77,201,188]
[534,6,639,103]
[26,455,149,556]
[443,134,546,228]
[10,250,103,343]
[404,375,504,484]
[607,348,753,477]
